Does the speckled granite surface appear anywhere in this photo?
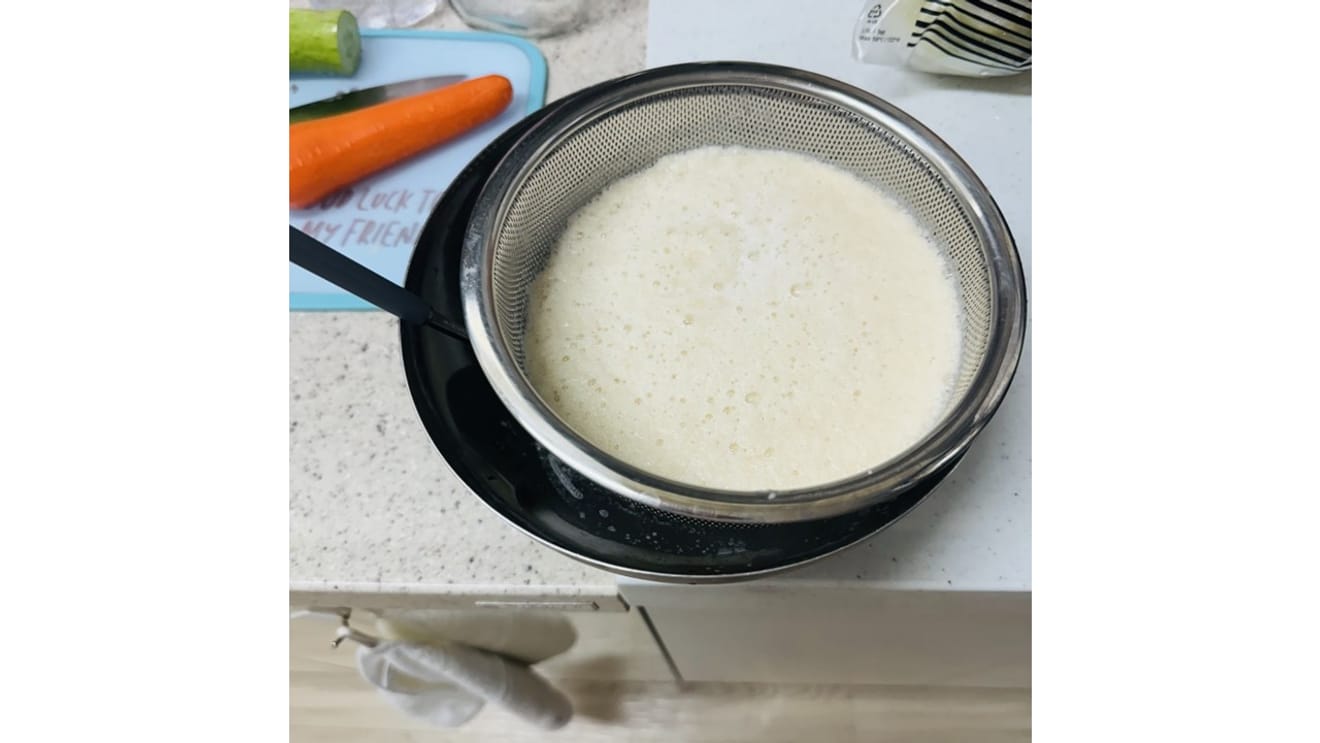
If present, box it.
[291,0,1031,605]
[290,313,623,608]
[290,2,648,608]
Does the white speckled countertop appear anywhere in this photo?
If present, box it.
[618,0,1031,601]
[289,0,648,609]
[291,0,1030,609]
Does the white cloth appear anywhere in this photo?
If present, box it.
[354,611,575,730]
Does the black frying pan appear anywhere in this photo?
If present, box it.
[292,74,957,582]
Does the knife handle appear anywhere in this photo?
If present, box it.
[289,225,467,341]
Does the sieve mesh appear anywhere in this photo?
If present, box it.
[491,84,992,405]
[463,64,1024,523]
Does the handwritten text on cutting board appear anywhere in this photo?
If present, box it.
[294,185,449,249]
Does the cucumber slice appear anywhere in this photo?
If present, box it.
[289,9,361,76]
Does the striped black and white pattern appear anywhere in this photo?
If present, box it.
[908,0,1032,73]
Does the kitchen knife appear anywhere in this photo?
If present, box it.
[289,74,467,123]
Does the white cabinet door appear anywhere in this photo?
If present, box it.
[636,590,1029,687]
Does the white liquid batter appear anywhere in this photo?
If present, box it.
[524,146,962,490]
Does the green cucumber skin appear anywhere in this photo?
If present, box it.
[289,9,361,76]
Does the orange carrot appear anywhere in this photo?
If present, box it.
[290,75,513,208]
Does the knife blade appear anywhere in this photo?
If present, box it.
[289,74,467,123]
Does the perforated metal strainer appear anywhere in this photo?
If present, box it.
[460,62,1025,524]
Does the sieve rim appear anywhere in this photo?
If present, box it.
[460,62,1026,524]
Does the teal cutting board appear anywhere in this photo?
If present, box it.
[289,29,547,310]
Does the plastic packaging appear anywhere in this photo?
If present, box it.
[449,0,591,38]
[309,0,441,29]
[853,0,1031,78]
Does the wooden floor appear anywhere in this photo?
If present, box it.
[292,670,1030,742]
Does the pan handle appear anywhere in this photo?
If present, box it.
[289,225,467,341]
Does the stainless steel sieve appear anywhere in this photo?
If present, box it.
[460,62,1026,524]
